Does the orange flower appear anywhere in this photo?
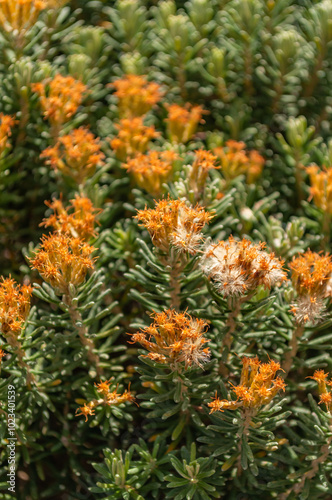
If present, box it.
[136,198,213,255]
[110,117,160,161]
[214,140,264,183]
[32,74,87,127]
[110,74,162,118]
[308,369,332,412]
[123,150,178,195]
[208,356,285,413]
[41,195,101,240]
[202,236,286,296]
[40,127,105,185]
[165,103,207,144]
[289,251,332,323]
[188,149,220,197]
[30,233,96,294]
[306,165,332,214]
[0,113,15,156]
[130,309,210,369]
[76,381,135,421]
[0,278,32,338]
[0,0,47,32]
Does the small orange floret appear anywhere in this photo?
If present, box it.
[0,0,49,33]
[32,74,87,127]
[0,278,32,338]
[75,403,96,422]
[165,103,207,144]
[289,251,332,296]
[110,117,160,161]
[306,164,332,214]
[41,127,104,185]
[110,74,162,118]
[0,113,16,156]
[214,140,265,183]
[309,369,329,383]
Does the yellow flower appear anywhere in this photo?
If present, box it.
[208,356,285,413]
[136,198,213,255]
[110,117,160,161]
[40,127,105,185]
[123,150,178,196]
[30,233,96,294]
[110,74,162,118]
[130,309,210,369]
[32,74,87,128]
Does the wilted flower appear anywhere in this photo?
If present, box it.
[308,370,332,413]
[165,103,207,144]
[208,356,286,413]
[136,198,213,255]
[30,233,96,294]
[202,236,286,297]
[214,140,265,183]
[289,250,332,323]
[32,74,87,128]
[40,127,105,185]
[130,309,210,369]
[110,117,160,161]
[123,150,178,195]
[41,195,101,240]
[306,165,332,214]
[110,74,162,118]
[0,278,32,339]
[76,379,135,422]
[0,113,15,157]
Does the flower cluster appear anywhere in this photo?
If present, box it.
[41,195,101,240]
[110,117,160,161]
[110,74,162,118]
[136,198,213,255]
[208,356,286,413]
[0,278,32,338]
[123,150,178,195]
[41,127,105,185]
[76,379,135,422]
[165,103,206,144]
[0,113,15,156]
[30,233,96,294]
[308,370,332,413]
[0,0,46,33]
[306,165,332,214]
[32,75,87,128]
[130,309,210,369]
[187,149,219,196]
[214,140,265,183]
[202,236,286,297]
[289,250,332,323]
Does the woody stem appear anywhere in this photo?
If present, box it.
[64,294,103,377]
[169,253,183,311]
[282,324,304,378]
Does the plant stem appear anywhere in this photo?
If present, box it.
[64,294,103,377]
[236,408,256,475]
[322,211,331,251]
[282,324,304,378]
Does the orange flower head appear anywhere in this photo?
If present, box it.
[76,383,135,421]
[0,113,15,156]
[214,140,264,183]
[32,74,87,127]
[187,149,220,196]
[110,74,163,118]
[309,369,332,412]
[289,251,332,324]
[136,198,213,255]
[202,236,286,296]
[41,195,101,240]
[0,0,49,33]
[209,356,285,413]
[131,309,210,370]
[110,117,160,161]
[0,278,32,338]
[306,164,332,214]
[123,150,178,196]
[30,233,96,294]
[41,127,105,185]
[75,402,96,422]
[165,103,207,144]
